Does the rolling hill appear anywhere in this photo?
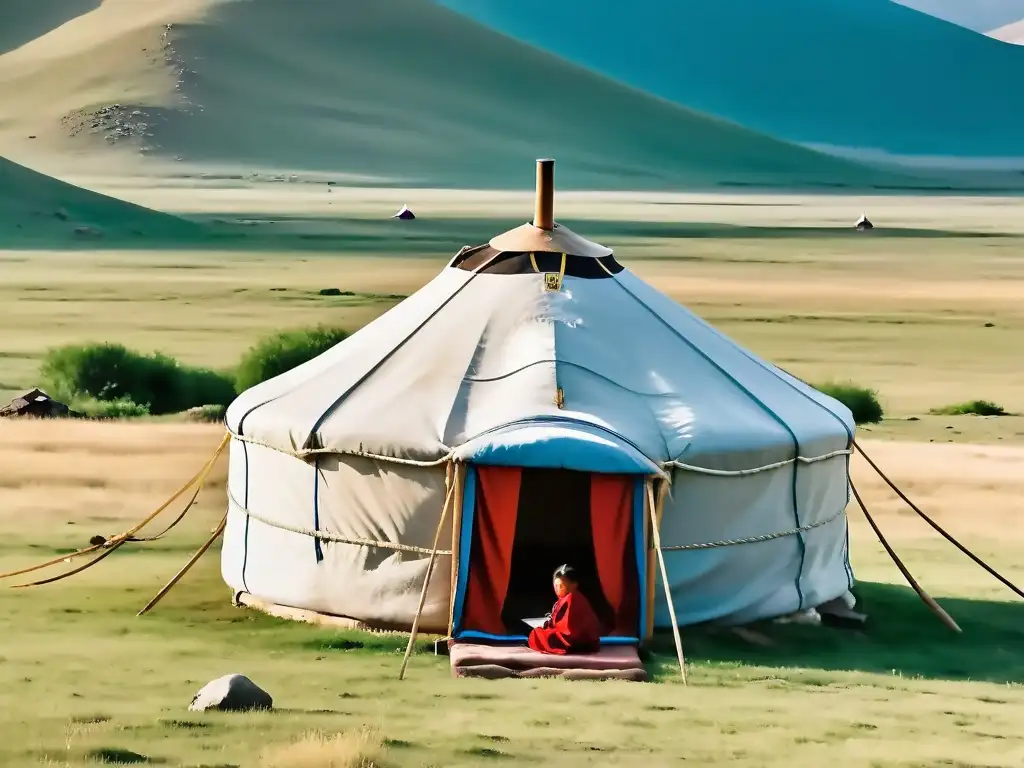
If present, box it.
[0,154,198,242]
[438,0,1024,161]
[0,0,920,191]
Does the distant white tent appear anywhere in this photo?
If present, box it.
[392,204,416,220]
[223,160,856,643]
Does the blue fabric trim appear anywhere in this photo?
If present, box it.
[313,456,324,563]
[240,441,251,593]
[451,466,477,633]
[633,477,647,638]
[612,279,807,611]
[455,630,639,646]
[462,415,653,469]
[460,424,655,474]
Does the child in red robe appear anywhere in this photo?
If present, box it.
[527,564,603,655]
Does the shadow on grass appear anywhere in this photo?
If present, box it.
[650,581,1024,684]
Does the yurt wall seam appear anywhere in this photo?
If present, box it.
[701,324,858,595]
[313,456,323,563]
[685,310,855,443]
[305,254,503,445]
[842,476,855,589]
[240,440,251,594]
[610,277,808,611]
[227,493,454,556]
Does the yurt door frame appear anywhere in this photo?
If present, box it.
[449,463,648,644]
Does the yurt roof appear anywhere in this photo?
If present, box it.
[226,159,855,475]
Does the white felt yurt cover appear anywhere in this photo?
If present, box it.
[222,223,855,633]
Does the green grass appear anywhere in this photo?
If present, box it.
[930,400,1010,417]
[1,502,1023,767]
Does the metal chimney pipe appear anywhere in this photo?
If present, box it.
[533,158,555,230]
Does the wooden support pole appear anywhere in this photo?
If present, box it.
[533,158,555,230]
[644,479,667,642]
[447,463,463,639]
[399,467,456,680]
[850,480,960,633]
[646,480,686,684]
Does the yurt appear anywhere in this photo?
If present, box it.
[222,160,856,648]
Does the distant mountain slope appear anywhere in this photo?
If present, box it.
[891,0,1024,32]
[0,0,99,55]
[0,0,916,191]
[439,0,1024,159]
[0,154,197,242]
[989,18,1024,42]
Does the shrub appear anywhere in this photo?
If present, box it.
[929,400,1009,417]
[235,326,349,392]
[40,342,234,415]
[182,404,227,423]
[73,396,151,419]
[814,381,883,425]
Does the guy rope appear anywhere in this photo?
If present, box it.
[773,366,1024,628]
[0,433,231,608]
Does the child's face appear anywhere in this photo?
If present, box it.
[553,576,576,599]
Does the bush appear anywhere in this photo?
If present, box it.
[235,326,350,392]
[930,400,1009,417]
[814,381,883,425]
[40,342,235,415]
[73,396,151,419]
[182,404,227,423]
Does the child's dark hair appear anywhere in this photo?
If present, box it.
[553,564,579,583]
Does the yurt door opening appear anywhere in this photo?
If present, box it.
[451,465,647,644]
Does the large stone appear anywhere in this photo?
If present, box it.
[188,674,273,712]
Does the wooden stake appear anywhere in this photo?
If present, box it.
[850,480,960,633]
[533,158,555,230]
[646,480,687,684]
[137,514,227,616]
[399,470,456,680]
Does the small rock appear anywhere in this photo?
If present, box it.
[189,674,272,713]
[984,322,995,328]
[906,416,920,422]
[89,535,107,547]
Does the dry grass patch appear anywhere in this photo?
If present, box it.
[260,727,387,768]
